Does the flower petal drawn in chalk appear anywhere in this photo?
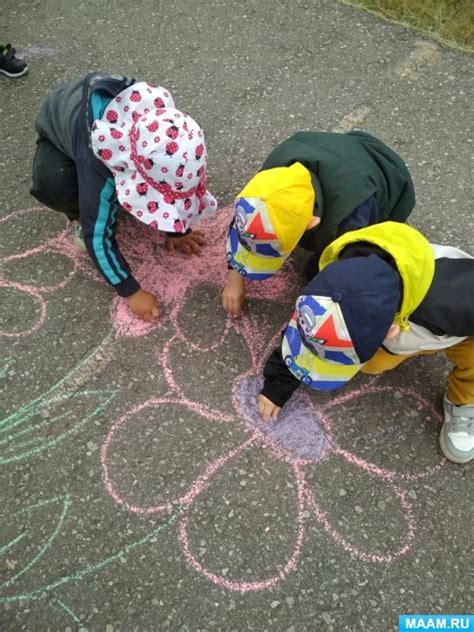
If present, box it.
[0,389,116,465]
[0,495,72,590]
[0,208,101,339]
[102,289,446,592]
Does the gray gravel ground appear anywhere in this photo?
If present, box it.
[1,1,472,630]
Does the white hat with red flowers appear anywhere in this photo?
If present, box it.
[90,82,218,233]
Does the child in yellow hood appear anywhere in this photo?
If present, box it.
[258,222,474,464]
[223,131,415,315]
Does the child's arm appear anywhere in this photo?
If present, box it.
[258,346,301,421]
[76,160,159,320]
[222,269,246,315]
[336,196,379,236]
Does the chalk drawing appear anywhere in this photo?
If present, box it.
[16,47,59,59]
[0,328,116,464]
[1,207,296,339]
[52,599,89,631]
[0,503,177,604]
[0,357,14,379]
[0,208,100,338]
[0,389,116,464]
[1,204,447,604]
[101,274,446,592]
[0,495,72,589]
[109,206,299,338]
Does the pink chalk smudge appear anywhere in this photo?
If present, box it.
[110,206,299,338]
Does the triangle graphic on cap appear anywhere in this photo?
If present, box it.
[313,313,353,348]
[246,211,277,241]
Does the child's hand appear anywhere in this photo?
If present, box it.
[165,230,206,256]
[257,394,281,422]
[222,269,246,315]
[127,289,161,321]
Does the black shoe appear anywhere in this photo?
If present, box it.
[0,44,28,78]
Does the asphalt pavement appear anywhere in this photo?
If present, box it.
[1,0,472,630]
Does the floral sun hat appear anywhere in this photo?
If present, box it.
[91,82,217,233]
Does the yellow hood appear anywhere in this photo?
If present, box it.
[319,222,435,330]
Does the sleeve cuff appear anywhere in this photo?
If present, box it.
[113,275,140,298]
[165,228,192,238]
[261,378,298,408]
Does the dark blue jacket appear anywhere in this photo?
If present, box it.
[36,72,140,296]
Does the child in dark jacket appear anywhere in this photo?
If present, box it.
[222,131,415,315]
[257,222,474,464]
[31,72,217,321]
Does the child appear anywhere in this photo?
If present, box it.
[257,222,474,464]
[30,72,217,321]
[0,42,28,77]
[222,131,415,315]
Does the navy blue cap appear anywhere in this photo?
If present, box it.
[301,255,400,363]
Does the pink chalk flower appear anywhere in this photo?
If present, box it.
[102,295,445,593]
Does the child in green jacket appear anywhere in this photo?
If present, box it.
[223,131,415,315]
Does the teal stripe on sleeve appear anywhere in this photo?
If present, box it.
[93,179,127,284]
[91,91,112,120]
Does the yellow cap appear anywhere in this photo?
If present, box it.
[237,162,315,253]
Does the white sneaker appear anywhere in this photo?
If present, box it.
[72,221,87,252]
[440,395,474,464]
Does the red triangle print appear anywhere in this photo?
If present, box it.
[314,314,353,348]
[246,212,277,241]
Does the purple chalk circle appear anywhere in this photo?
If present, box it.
[234,375,329,462]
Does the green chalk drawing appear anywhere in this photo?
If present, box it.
[0,412,69,446]
[1,495,72,588]
[0,328,114,432]
[0,329,116,464]
[52,598,89,631]
[0,357,14,379]
[0,532,26,557]
[0,512,177,604]
[0,390,116,464]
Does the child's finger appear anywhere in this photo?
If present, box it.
[271,406,280,421]
[228,298,238,315]
[259,403,271,423]
[189,240,202,255]
[191,233,207,246]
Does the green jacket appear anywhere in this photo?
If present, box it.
[260,131,415,257]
